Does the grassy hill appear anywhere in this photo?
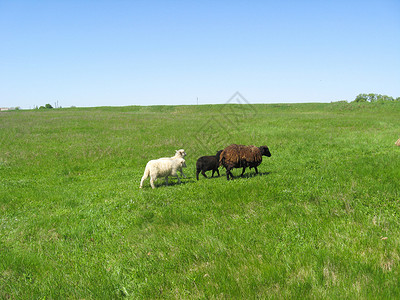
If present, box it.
[1,102,399,298]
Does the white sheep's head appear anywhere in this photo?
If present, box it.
[175,149,187,158]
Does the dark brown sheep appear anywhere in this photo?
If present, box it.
[219,144,271,180]
[196,150,223,180]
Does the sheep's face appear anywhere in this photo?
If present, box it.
[260,146,271,157]
[176,149,187,158]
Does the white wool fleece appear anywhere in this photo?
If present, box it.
[139,157,186,189]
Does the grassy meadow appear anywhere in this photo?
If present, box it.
[1,102,399,299]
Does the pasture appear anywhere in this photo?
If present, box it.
[1,102,399,298]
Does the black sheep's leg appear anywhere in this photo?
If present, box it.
[229,168,235,180]
[254,166,259,174]
[211,169,215,177]
[196,169,200,181]
[240,167,246,177]
[226,167,232,180]
[201,170,208,178]
[216,168,220,177]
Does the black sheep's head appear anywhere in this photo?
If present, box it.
[216,150,223,160]
[259,146,271,157]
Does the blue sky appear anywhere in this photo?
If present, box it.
[1,0,399,108]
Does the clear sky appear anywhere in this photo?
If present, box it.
[1,0,399,108]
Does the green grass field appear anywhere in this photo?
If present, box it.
[1,102,399,299]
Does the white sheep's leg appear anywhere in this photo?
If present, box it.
[176,175,181,184]
[139,174,147,188]
[139,177,145,188]
[150,175,156,189]
[165,176,169,186]
[179,169,187,178]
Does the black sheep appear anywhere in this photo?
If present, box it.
[196,150,223,180]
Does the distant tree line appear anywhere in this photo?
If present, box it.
[39,104,54,109]
[33,104,54,109]
[34,101,61,109]
[353,93,400,103]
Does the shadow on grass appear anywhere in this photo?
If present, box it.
[196,170,272,180]
[226,171,272,180]
[190,170,272,181]
[141,171,272,188]
[154,180,190,188]
[195,175,222,181]
[242,171,271,178]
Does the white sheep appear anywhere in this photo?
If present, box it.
[139,149,187,189]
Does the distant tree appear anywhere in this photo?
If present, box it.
[353,93,396,103]
[377,94,394,102]
[370,94,377,102]
[39,104,54,109]
[354,94,368,102]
